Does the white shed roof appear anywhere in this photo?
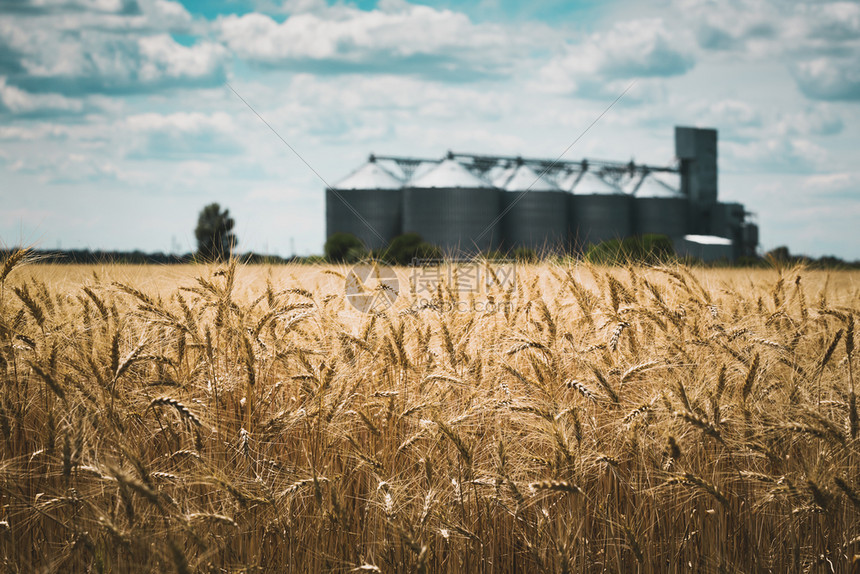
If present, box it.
[684,235,733,245]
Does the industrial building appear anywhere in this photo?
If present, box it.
[326,126,759,261]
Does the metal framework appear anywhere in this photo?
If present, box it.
[371,151,680,189]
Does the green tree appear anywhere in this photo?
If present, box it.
[379,233,441,265]
[324,233,367,263]
[195,203,237,262]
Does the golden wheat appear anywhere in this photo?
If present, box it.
[0,256,858,572]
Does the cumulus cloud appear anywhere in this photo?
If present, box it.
[124,111,242,159]
[0,0,211,96]
[0,123,72,140]
[791,57,860,101]
[537,18,695,96]
[217,4,535,80]
[722,137,828,173]
[803,172,860,199]
[0,77,86,116]
[776,105,843,136]
[688,100,762,130]
[9,152,120,183]
[2,28,228,94]
[676,0,860,101]
[0,0,140,15]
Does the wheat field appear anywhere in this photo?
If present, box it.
[1,251,859,573]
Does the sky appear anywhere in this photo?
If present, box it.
[1,0,859,259]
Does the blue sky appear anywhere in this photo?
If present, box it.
[1,0,859,258]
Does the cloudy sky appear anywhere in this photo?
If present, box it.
[1,0,858,258]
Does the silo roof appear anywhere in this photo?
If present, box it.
[617,172,641,194]
[486,163,513,187]
[411,159,494,189]
[374,158,407,181]
[484,162,511,187]
[635,173,682,198]
[407,161,439,185]
[556,169,581,192]
[504,164,560,191]
[333,161,403,190]
[684,235,733,245]
[571,170,624,195]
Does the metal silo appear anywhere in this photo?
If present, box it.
[633,173,689,239]
[569,168,632,250]
[326,158,403,251]
[403,159,500,255]
[500,163,569,253]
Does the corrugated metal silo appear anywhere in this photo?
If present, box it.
[403,159,500,254]
[500,163,569,253]
[326,158,403,251]
[633,173,689,239]
[569,169,632,250]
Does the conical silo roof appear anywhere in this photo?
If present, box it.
[488,163,516,188]
[485,162,508,184]
[411,158,494,189]
[635,173,682,198]
[617,171,641,194]
[407,161,438,185]
[374,158,407,181]
[571,170,623,195]
[333,161,403,190]
[556,169,581,191]
[504,164,560,192]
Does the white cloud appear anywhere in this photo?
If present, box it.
[537,18,695,96]
[0,77,84,115]
[0,0,138,14]
[791,56,860,101]
[2,26,228,94]
[722,136,828,173]
[0,0,214,95]
[217,4,537,80]
[124,111,242,158]
[674,0,860,101]
[803,172,860,197]
[775,105,843,136]
[0,123,72,140]
[687,99,762,130]
[9,152,120,183]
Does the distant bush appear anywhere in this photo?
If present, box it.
[512,247,538,262]
[585,235,675,265]
[324,233,367,263]
[376,233,441,266]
